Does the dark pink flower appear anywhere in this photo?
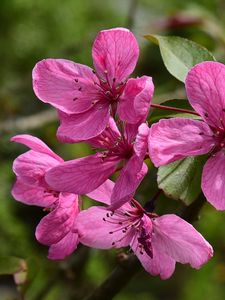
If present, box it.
[149,61,225,210]
[32,28,154,141]
[46,119,149,209]
[77,181,213,279]
[11,134,79,259]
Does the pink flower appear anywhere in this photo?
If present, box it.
[77,181,213,279]
[45,120,149,209]
[149,61,225,210]
[32,28,154,142]
[11,134,79,260]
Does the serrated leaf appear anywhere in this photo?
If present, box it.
[149,99,200,123]
[145,34,215,82]
[157,156,207,205]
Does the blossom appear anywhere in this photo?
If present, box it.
[149,61,225,210]
[32,28,154,142]
[45,119,149,209]
[11,134,79,259]
[77,181,213,279]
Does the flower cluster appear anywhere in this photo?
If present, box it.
[11,27,218,279]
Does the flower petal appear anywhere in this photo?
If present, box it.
[45,154,120,194]
[77,206,133,248]
[153,214,213,269]
[33,59,101,114]
[13,150,60,185]
[57,103,110,143]
[92,28,139,86]
[134,123,149,160]
[149,117,215,167]
[48,231,79,260]
[202,151,225,210]
[11,134,63,162]
[131,234,176,279]
[185,61,225,128]
[87,180,114,205]
[12,179,56,207]
[118,76,154,124]
[35,193,79,245]
[110,158,148,209]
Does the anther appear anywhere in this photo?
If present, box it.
[74,79,78,82]
[199,132,204,135]
[204,112,209,117]
[92,69,96,74]
[113,78,116,82]
[73,97,78,101]
[78,87,82,91]
[223,109,225,112]
[112,242,115,246]
[109,231,113,234]
[103,218,106,221]
[104,70,108,74]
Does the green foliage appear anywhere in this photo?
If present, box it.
[157,155,207,205]
[145,35,215,82]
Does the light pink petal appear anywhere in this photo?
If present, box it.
[149,117,215,167]
[202,151,225,210]
[35,193,79,245]
[87,117,121,149]
[110,158,148,209]
[153,214,213,269]
[57,103,110,143]
[118,76,154,124]
[48,231,79,260]
[87,180,114,205]
[12,179,56,207]
[131,216,176,280]
[77,206,134,248]
[92,28,139,86]
[134,123,149,160]
[13,150,60,185]
[185,61,225,128]
[11,134,63,162]
[45,154,120,194]
[33,59,101,114]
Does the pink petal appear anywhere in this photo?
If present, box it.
[35,193,79,245]
[110,158,148,209]
[11,134,63,162]
[134,123,149,160]
[45,154,120,194]
[149,117,215,167]
[131,216,176,279]
[33,59,101,114]
[153,214,213,269]
[92,28,139,86]
[118,76,154,124]
[202,151,225,210]
[13,150,60,185]
[77,206,134,248]
[87,180,114,205]
[57,103,110,143]
[48,231,79,260]
[12,179,56,207]
[185,61,225,128]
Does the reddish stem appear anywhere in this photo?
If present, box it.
[151,103,199,116]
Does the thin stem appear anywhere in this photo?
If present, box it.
[144,189,162,212]
[151,103,199,116]
[126,0,138,30]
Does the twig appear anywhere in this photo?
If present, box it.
[0,109,57,133]
[83,195,206,300]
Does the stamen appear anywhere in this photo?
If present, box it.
[74,79,79,83]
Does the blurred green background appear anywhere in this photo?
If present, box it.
[1,0,225,299]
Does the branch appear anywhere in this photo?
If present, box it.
[84,195,206,300]
[0,109,57,133]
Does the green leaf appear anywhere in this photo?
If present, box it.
[157,156,207,205]
[149,99,200,123]
[0,256,26,275]
[145,35,215,82]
